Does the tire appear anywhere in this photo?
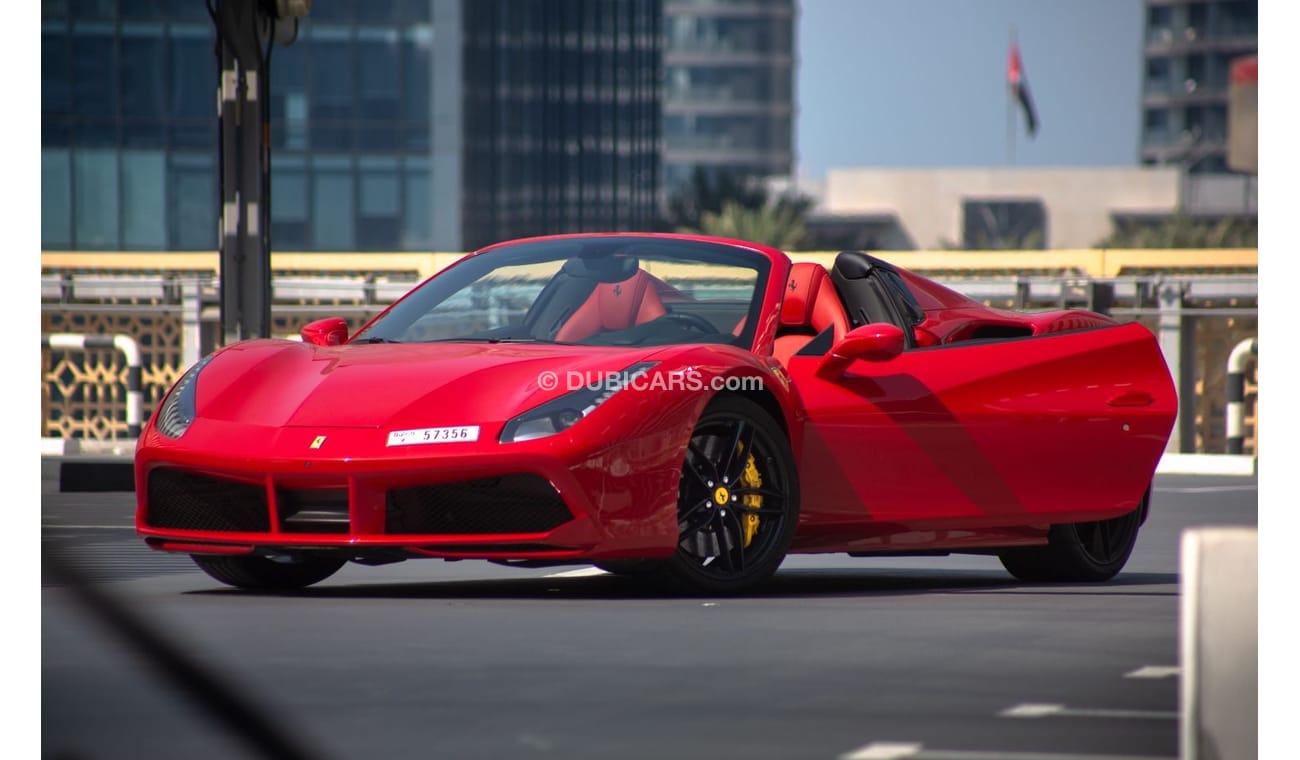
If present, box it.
[998,490,1148,583]
[654,395,800,595]
[191,554,345,590]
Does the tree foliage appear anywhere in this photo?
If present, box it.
[687,201,809,251]
[1094,215,1257,248]
[666,167,813,249]
[664,168,771,231]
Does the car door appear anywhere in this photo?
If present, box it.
[784,261,1174,535]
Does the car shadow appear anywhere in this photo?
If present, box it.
[185,568,1179,601]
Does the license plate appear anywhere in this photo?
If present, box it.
[386,426,480,447]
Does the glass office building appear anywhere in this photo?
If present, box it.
[43,0,226,250]
[662,0,795,192]
[461,0,662,250]
[41,0,662,252]
[1140,0,1257,173]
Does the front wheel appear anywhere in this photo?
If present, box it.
[654,396,799,595]
[998,491,1148,582]
[191,554,345,590]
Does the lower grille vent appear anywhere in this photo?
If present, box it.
[147,469,270,532]
[386,474,570,535]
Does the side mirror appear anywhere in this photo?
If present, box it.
[301,317,349,347]
[816,323,905,379]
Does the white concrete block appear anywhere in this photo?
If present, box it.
[1181,526,1258,760]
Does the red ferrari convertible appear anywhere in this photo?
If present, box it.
[135,234,1176,594]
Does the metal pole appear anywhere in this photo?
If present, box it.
[1157,281,1196,453]
[42,334,143,438]
[216,1,272,345]
[181,278,203,368]
[1225,337,1257,454]
[218,39,242,345]
[1007,26,1016,166]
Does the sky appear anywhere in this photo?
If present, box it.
[796,0,1144,177]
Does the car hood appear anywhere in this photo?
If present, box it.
[195,339,667,430]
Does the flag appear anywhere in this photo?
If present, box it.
[1007,41,1039,138]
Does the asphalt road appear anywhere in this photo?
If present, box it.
[42,473,1257,760]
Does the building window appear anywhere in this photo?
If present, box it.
[309,30,358,151]
[1214,1,1257,38]
[72,23,118,146]
[73,149,120,249]
[169,152,215,250]
[358,30,402,149]
[43,26,72,145]
[312,157,355,250]
[1143,108,1170,146]
[962,200,1048,250]
[1144,57,1171,95]
[43,150,73,249]
[358,157,401,249]
[402,159,431,250]
[401,26,432,151]
[272,157,309,250]
[169,31,216,148]
[122,150,167,249]
[1146,6,1173,44]
[121,27,168,146]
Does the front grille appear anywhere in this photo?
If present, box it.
[386,474,571,535]
[146,468,270,532]
[278,489,350,534]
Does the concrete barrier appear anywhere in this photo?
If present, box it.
[1157,453,1257,476]
[1180,526,1258,760]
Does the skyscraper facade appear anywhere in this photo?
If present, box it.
[43,0,225,251]
[41,0,663,253]
[1140,0,1257,174]
[662,0,795,193]
[460,0,663,250]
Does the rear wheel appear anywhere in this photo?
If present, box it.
[655,396,799,595]
[191,554,345,590]
[998,491,1148,582]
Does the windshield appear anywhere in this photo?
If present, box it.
[353,237,770,348]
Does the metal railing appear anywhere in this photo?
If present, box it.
[39,255,1259,454]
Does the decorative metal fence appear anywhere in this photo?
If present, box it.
[40,251,1258,454]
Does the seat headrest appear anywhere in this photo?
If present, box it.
[780,263,833,328]
[553,269,667,342]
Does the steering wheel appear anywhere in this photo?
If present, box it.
[659,311,718,335]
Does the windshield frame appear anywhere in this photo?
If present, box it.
[351,236,775,350]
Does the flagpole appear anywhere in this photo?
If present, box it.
[1007,25,1016,166]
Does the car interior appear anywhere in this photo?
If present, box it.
[524,255,751,347]
[772,262,850,365]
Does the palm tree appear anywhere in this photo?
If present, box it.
[666,167,814,249]
[664,167,771,232]
[685,200,808,250]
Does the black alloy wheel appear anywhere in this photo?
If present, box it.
[999,488,1148,583]
[656,395,799,594]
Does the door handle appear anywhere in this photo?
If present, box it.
[1108,390,1154,407]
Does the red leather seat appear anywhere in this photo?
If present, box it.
[773,263,850,365]
[554,270,668,343]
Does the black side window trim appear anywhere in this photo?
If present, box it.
[793,325,836,357]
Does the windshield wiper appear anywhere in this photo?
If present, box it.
[357,337,401,344]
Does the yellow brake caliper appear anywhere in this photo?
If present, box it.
[738,451,762,547]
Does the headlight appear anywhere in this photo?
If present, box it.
[155,354,214,438]
[500,362,657,443]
